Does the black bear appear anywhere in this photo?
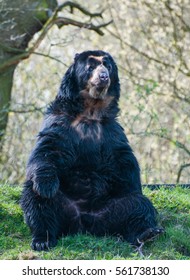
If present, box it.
[21,50,163,251]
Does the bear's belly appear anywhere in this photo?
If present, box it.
[60,169,111,210]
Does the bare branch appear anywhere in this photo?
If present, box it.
[54,17,112,36]
[177,163,190,183]
[33,52,68,67]
[9,108,44,114]
[172,80,190,104]
[57,1,103,18]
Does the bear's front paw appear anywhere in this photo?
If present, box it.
[31,238,57,251]
[33,174,59,198]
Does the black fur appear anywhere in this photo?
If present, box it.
[21,50,163,251]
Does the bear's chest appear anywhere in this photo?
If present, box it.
[70,96,113,141]
[72,118,102,141]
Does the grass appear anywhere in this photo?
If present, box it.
[0,184,190,260]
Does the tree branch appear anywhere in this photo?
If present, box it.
[57,1,103,18]
[177,163,190,183]
[33,51,68,66]
[9,107,44,114]
[0,2,111,73]
[54,17,112,36]
[172,77,190,104]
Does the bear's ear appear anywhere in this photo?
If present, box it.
[57,64,78,99]
[74,53,80,62]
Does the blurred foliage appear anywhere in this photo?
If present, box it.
[0,0,190,184]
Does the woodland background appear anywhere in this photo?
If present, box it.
[0,0,190,185]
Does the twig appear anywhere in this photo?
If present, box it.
[177,163,190,183]
[33,52,68,66]
[9,107,45,114]
[135,239,144,258]
[57,1,103,18]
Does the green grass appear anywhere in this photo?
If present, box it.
[0,184,190,260]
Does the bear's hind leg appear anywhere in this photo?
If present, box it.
[137,227,164,244]
[122,194,164,246]
[81,193,163,246]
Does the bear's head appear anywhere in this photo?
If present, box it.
[58,50,120,101]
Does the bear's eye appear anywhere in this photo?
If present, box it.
[103,61,112,72]
[107,65,112,72]
[88,65,94,72]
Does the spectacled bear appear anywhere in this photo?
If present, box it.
[21,50,163,251]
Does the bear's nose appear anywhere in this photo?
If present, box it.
[99,72,109,81]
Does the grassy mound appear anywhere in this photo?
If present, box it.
[0,184,189,260]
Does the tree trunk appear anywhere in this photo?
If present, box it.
[0,0,57,150]
[0,66,16,149]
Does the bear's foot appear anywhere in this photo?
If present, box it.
[31,238,57,251]
[137,227,164,245]
[131,227,164,257]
